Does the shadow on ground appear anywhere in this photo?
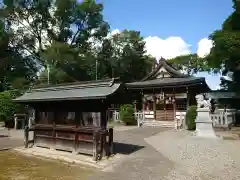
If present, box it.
[113,142,144,155]
[0,135,8,138]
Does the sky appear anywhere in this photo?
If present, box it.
[100,0,234,90]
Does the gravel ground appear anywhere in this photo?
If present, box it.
[145,129,240,180]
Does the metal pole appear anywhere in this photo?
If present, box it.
[47,64,50,84]
[96,60,98,80]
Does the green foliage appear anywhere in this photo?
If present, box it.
[206,0,240,93]
[186,105,197,131]
[168,54,210,75]
[119,104,136,125]
[0,20,37,92]
[0,0,155,87]
[1,0,109,81]
[38,65,76,85]
[112,30,155,82]
[0,90,25,122]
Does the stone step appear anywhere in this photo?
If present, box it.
[142,120,175,128]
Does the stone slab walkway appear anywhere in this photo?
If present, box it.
[0,129,25,150]
[89,127,174,180]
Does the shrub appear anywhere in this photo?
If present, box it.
[186,105,197,131]
[0,90,25,126]
[119,104,136,125]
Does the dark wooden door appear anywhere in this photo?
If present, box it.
[155,95,175,121]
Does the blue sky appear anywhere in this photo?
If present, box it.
[100,0,234,89]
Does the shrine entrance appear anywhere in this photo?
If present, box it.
[155,93,175,121]
[142,92,176,121]
[126,58,210,126]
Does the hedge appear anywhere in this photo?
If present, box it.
[186,105,197,131]
[0,90,25,123]
[119,104,136,125]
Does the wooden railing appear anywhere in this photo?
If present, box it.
[24,125,114,161]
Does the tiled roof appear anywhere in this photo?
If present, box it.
[14,79,121,102]
[126,77,207,89]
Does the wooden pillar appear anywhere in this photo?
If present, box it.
[93,131,100,161]
[173,89,176,121]
[153,95,156,120]
[142,97,145,111]
[108,128,113,155]
[24,126,29,148]
[163,90,166,121]
[101,100,107,129]
[186,87,190,109]
[184,87,190,129]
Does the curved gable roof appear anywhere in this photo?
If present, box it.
[142,58,188,81]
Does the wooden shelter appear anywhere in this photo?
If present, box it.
[126,58,210,123]
[14,78,128,160]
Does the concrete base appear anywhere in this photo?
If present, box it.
[195,108,217,139]
[14,146,126,171]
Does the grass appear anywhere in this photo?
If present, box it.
[0,151,95,180]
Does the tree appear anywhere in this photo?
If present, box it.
[1,1,155,85]
[168,53,209,75]
[0,20,37,92]
[0,90,25,123]
[97,30,155,82]
[38,66,75,85]
[1,0,109,82]
[206,0,240,92]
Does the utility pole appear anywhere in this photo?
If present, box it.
[96,59,98,80]
[47,64,50,84]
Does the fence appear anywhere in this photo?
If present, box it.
[210,109,236,128]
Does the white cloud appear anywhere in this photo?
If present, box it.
[144,36,191,60]
[197,38,213,58]
[95,29,214,63]
[111,29,121,36]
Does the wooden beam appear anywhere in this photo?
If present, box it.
[186,87,190,108]
[173,88,176,122]
[153,95,156,120]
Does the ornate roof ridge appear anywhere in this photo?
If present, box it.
[142,58,188,81]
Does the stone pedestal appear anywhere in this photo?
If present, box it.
[195,108,217,138]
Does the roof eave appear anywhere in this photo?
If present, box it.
[13,95,108,103]
[126,81,209,90]
[14,82,122,104]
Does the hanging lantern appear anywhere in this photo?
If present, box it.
[172,97,175,103]
[159,92,164,100]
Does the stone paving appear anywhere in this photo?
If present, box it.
[0,129,25,150]
[89,127,174,180]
